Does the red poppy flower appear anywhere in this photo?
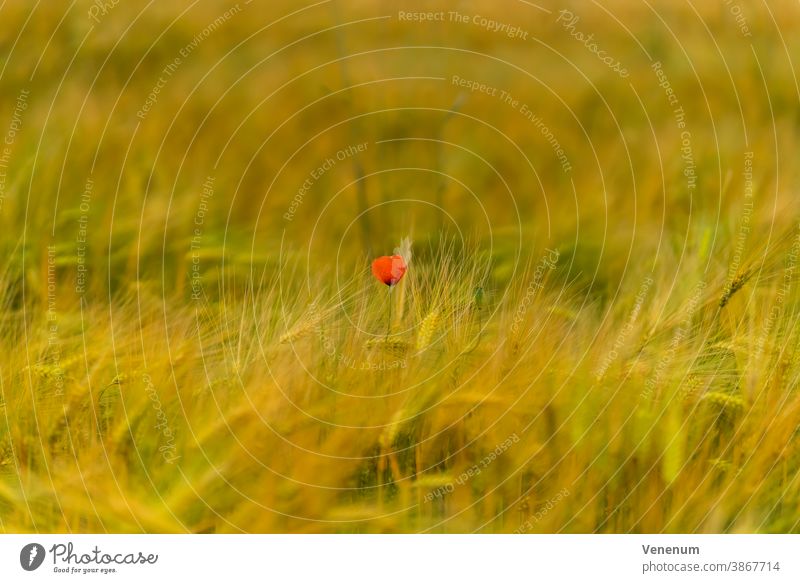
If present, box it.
[371,254,407,286]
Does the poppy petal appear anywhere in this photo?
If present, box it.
[372,255,407,286]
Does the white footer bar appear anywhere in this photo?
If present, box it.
[0,535,796,582]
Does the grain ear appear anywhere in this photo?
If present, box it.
[394,236,413,266]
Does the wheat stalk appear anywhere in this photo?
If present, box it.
[416,308,441,352]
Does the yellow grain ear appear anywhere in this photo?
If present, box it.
[394,236,413,265]
[416,308,441,352]
[389,237,413,326]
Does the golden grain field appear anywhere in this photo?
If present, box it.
[1,0,799,533]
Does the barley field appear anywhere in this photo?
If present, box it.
[1,0,800,533]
